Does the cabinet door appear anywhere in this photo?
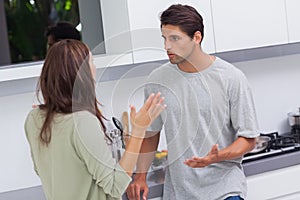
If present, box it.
[272,192,300,200]
[127,0,215,64]
[211,0,289,52]
[126,0,175,63]
[285,0,300,43]
[247,165,300,200]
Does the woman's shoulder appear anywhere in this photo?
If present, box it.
[24,108,45,134]
[71,111,101,130]
[72,111,98,121]
[72,111,104,140]
[26,109,98,125]
[26,108,44,122]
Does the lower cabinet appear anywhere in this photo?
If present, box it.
[246,164,300,200]
[271,192,300,200]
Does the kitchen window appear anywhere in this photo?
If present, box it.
[0,0,105,67]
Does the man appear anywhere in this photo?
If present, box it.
[45,21,81,48]
[127,4,259,200]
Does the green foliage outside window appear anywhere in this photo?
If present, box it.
[4,0,80,64]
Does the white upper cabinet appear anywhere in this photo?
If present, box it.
[285,0,300,43]
[100,0,297,66]
[126,1,175,63]
[126,0,215,63]
[211,0,289,52]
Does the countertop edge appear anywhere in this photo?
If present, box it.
[122,150,300,200]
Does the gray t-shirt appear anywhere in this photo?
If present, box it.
[144,57,259,200]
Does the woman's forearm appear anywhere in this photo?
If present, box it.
[118,129,145,176]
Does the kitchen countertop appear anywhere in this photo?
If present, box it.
[243,148,300,176]
[1,148,299,200]
[122,149,300,200]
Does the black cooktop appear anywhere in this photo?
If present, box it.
[243,132,300,163]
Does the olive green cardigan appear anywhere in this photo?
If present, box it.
[25,109,131,200]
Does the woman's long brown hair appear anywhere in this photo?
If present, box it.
[37,39,106,145]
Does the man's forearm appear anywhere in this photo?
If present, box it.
[217,137,256,161]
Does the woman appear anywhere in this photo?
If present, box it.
[24,39,165,200]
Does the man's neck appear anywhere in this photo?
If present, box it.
[177,50,214,73]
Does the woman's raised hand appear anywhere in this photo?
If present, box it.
[130,92,166,136]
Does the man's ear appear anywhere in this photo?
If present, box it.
[193,31,202,44]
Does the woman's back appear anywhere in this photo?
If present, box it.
[25,109,131,200]
[24,40,166,200]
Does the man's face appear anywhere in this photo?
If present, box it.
[161,24,196,64]
[47,35,56,49]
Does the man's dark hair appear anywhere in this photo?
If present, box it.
[45,22,81,42]
[160,4,204,43]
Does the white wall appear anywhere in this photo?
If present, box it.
[1,53,300,193]
[234,53,300,133]
[0,92,40,192]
